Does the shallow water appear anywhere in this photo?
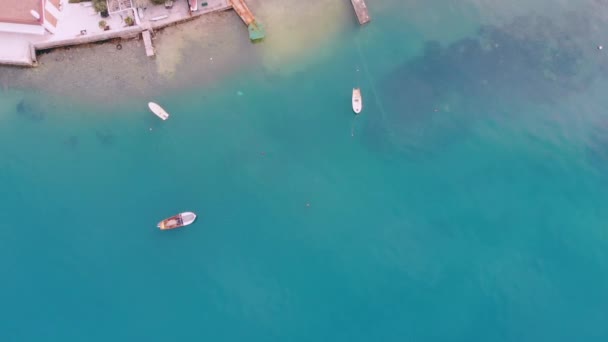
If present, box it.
[1,0,608,341]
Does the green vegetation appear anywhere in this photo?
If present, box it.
[124,17,134,27]
[98,20,107,29]
[68,0,91,3]
[150,0,167,4]
[93,0,108,13]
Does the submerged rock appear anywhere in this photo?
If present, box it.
[16,99,45,121]
[16,100,25,114]
[64,136,79,149]
[95,130,114,146]
[373,14,596,156]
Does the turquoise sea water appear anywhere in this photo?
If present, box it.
[2,1,608,340]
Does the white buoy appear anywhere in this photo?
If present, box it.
[598,45,603,51]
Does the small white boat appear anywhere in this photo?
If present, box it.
[352,88,362,114]
[148,102,169,120]
[157,212,197,230]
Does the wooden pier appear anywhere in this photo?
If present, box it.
[228,0,265,41]
[351,0,371,25]
[142,30,155,57]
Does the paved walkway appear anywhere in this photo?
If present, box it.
[140,0,230,28]
[0,32,39,66]
[51,1,125,40]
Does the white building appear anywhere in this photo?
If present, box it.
[0,0,61,35]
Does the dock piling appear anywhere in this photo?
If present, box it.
[351,0,371,25]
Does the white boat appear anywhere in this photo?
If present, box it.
[189,0,198,11]
[157,212,197,230]
[352,88,362,114]
[148,102,169,120]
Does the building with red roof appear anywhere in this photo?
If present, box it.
[0,0,61,35]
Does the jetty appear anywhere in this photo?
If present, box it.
[228,0,265,41]
[142,30,155,57]
[351,0,371,25]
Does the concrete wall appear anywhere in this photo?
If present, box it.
[0,22,45,35]
[33,26,142,50]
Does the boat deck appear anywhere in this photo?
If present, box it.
[351,0,371,25]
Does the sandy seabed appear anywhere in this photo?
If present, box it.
[0,0,353,106]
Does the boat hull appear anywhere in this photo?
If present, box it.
[148,102,169,120]
[158,212,197,230]
[352,88,362,114]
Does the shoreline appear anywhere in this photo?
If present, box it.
[0,1,236,67]
[0,0,356,104]
[0,10,256,107]
[34,2,235,53]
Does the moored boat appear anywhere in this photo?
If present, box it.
[157,212,197,230]
[148,102,169,120]
[352,88,362,114]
